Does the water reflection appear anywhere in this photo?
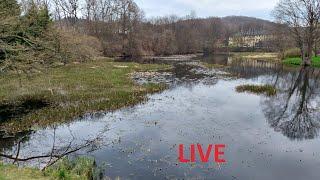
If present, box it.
[197,55,320,140]
[227,58,282,78]
[0,131,32,152]
[263,67,320,140]
[200,54,231,66]
[200,54,282,78]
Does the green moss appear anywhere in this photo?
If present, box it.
[0,58,171,133]
[0,157,97,180]
[236,84,277,96]
[283,56,320,68]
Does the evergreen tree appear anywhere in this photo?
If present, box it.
[0,0,20,18]
[0,0,20,34]
[22,1,51,37]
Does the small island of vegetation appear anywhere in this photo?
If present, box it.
[236,84,277,96]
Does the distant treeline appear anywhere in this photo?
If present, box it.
[50,0,279,57]
[1,0,286,74]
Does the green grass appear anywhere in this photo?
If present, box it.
[283,56,320,68]
[0,58,171,133]
[0,163,48,180]
[236,84,277,96]
[0,157,97,180]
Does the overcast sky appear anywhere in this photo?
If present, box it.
[135,0,279,20]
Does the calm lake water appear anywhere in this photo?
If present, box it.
[1,54,320,180]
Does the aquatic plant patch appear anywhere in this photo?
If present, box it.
[236,84,277,96]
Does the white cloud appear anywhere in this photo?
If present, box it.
[135,0,279,20]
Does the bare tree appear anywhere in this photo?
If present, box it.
[53,0,80,26]
[273,0,320,66]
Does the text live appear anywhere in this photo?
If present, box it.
[178,144,226,163]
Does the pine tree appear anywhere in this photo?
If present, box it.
[23,2,51,37]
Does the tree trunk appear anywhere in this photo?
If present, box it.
[303,56,312,66]
[303,44,312,66]
[301,48,305,64]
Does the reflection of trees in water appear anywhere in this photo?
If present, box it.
[262,67,320,140]
[199,55,283,79]
[199,55,320,140]
[0,126,106,170]
[227,58,282,79]
[200,54,229,66]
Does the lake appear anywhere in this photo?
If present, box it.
[1,54,320,180]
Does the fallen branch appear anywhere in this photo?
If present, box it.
[0,35,37,49]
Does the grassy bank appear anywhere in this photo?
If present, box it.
[230,52,279,61]
[0,157,96,180]
[0,58,171,133]
[283,56,320,68]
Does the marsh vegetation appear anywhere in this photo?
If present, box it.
[0,58,170,133]
[236,84,277,96]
